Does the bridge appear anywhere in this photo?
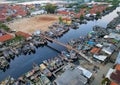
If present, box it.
[41,35,93,64]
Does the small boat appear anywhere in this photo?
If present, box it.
[60,51,73,62]
[40,74,51,85]
[0,76,15,85]
[0,57,9,70]
[40,64,52,77]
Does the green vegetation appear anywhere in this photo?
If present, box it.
[6,17,12,21]
[78,4,87,9]
[12,36,24,41]
[94,0,120,7]
[6,36,24,46]
[96,11,101,17]
[59,16,63,23]
[101,78,111,85]
[0,23,10,31]
[45,4,57,14]
[80,14,84,20]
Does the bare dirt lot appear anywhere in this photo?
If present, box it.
[6,14,59,33]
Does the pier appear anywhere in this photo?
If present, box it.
[41,35,93,64]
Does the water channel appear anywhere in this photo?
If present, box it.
[0,7,120,81]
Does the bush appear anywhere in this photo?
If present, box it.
[80,14,84,20]
[59,16,62,23]
[45,4,57,14]
[0,23,10,31]
[101,78,110,85]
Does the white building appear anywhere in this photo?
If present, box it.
[30,10,47,16]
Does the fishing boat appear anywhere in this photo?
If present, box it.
[40,74,51,85]
[3,50,11,61]
[40,64,52,77]
[54,57,64,68]
[43,59,55,72]
[0,57,9,70]
[0,76,15,85]
[60,51,74,62]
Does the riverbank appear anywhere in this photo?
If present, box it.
[0,6,119,83]
[1,23,120,84]
[107,15,120,29]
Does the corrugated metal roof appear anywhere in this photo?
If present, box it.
[55,67,87,85]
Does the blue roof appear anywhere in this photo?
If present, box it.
[87,41,95,45]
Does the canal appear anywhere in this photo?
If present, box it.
[0,7,120,81]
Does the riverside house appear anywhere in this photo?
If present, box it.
[0,34,14,45]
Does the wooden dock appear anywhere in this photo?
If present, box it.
[40,35,93,64]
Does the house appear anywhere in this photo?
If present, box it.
[54,66,88,85]
[115,64,120,71]
[74,9,86,18]
[10,5,27,17]
[102,44,116,55]
[110,70,120,84]
[116,24,120,32]
[110,82,118,85]
[0,34,14,45]
[93,54,107,62]
[77,66,93,79]
[96,43,103,48]
[62,17,72,25]
[106,68,115,79]
[0,15,7,22]
[90,47,101,54]
[57,11,70,16]
[104,33,120,41]
[15,31,32,40]
[30,10,47,16]
[89,5,107,15]
[106,64,120,85]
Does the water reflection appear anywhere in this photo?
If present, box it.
[0,7,119,81]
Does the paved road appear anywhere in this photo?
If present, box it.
[91,63,113,85]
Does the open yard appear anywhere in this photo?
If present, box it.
[6,14,59,33]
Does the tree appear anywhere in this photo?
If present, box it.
[80,14,84,20]
[96,11,101,17]
[59,16,62,23]
[0,23,10,31]
[45,4,57,14]
[6,17,12,21]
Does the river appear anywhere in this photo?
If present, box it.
[0,7,120,82]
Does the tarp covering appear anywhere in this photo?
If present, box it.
[93,55,107,61]
[87,41,95,45]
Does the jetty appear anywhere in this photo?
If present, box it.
[40,34,93,64]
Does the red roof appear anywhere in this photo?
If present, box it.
[10,5,27,17]
[110,82,118,85]
[17,10,27,16]
[110,70,120,84]
[10,5,22,10]
[15,31,31,39]
[0,34,13,42]
[115,64,120,71]
[90,47,101,54]
[58,11,69,15]
[0,15,7,21]
[89,5,107,14]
